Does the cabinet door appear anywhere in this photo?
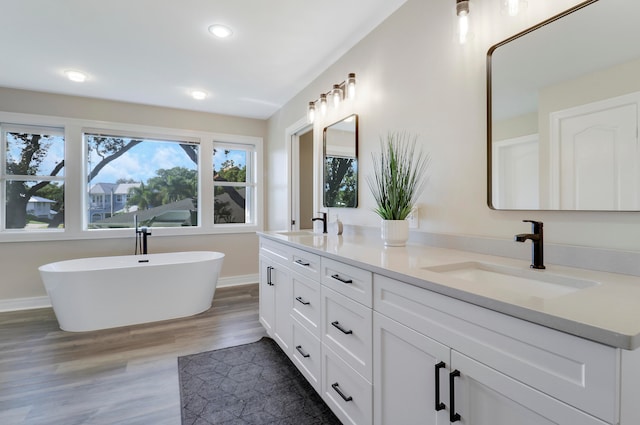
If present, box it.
[373,312,450,425]
[258,255,275,336]
[449,351,608,425]
[272,264,293,354]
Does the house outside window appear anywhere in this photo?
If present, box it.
[1,124,65,231]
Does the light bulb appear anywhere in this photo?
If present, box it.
[208,24,233,38]
[346,73,356,99]
[319,94,327,115]
[456,0,470,45]
[65,70,87,82]
[332,84,342,108]
[307,102,316,124]
[191,90,207,100]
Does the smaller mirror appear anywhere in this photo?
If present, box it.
[323,114,358,208]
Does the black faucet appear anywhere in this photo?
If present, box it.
[311,212,328,234]
[515,220,545,269]
[134,214,152,255]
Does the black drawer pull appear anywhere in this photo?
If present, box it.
[296,345,310,358]
[435,361,446,411]
[331,274,353,284]
[266,266,274,286]
[331,321,353,335]
[450,369,461,422]
[295,259,310,266]
[295,296,310,305]
[331,382,353,402]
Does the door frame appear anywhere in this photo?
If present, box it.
[285,117,313,231]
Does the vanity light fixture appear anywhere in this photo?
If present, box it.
[65,70,87,82]
[456,0,471,44]
[331,84,342,108]
[306,73,356,124]
[208,24,233,39]
[319,94,328,116]
[307,101,316,123]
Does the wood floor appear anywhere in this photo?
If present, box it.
[0,284,267,425]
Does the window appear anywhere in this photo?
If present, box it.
[213,144,255,224]
[1,124,65,231]
[0,111,261,241]
[85,132,199,229]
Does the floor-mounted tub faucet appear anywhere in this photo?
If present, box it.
[311,212,328,234]
[514,220,545,269]
[134,214,152,255]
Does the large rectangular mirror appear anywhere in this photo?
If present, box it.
[488,0,640,210]
[323,114,358,207]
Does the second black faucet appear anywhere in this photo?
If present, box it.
[312,212,328,234]
[515,219,545,269]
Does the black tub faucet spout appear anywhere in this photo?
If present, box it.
[134,214,152,255]
[515,220,545,269]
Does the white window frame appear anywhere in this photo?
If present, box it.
[0,111,263,242]
[0,123,65,234]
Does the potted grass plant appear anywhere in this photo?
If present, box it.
[366,132,429,246]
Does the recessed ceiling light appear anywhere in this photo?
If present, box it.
[191,90,208,100]
[65,70,87,82]
[208,24,233,39]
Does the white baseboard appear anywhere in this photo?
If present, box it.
[217,273,259,288]
[0,296,51,313]
[0,274,259,313]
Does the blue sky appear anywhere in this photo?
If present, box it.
[7,133,248,184]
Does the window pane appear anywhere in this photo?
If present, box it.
[213,148,247,183]
[5,180,64,230]
[86,134,199,229]
[6,130,65,177]
[214,186,246,223]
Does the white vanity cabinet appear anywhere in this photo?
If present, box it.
[258,239,293,353]
[374,274,615,425]
[258,235,640,425]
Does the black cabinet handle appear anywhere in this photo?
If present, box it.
[435,361,446,411]
[331,274,353,284]
[449,369,461,422]
[295,259,310,266]
[266,266,274,286]
[295,296,310,305]
[295,345,310,358]
[331,382,353,402]
[331,321,353,335]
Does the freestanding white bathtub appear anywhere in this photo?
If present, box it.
[39,251,224,332]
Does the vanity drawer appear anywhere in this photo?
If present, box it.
[322,286,372,382]
[291,271,321,338]
[292,318,321,393]
[259,238,290,266]
[322,344,373,425]
[322,257,373,307]
[374,274,619,423]
[290,246,321,281]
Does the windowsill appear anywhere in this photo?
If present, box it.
[0,224,261,243]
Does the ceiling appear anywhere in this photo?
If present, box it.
[1,0,408,120]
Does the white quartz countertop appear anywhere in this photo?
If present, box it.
[258,230,640,350]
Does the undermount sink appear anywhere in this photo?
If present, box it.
[275,230,320,237]
[424,261,599,298]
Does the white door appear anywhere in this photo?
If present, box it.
[551,97,639,210]
[449,351,608,425]
[492,135,539,209]
[373,313,450,425]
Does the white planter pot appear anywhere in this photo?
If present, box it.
[381,219,409,247]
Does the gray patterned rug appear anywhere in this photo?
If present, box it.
[178,337,342,425]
